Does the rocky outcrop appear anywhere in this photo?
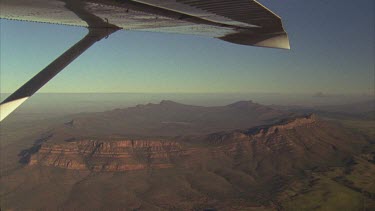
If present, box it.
[205,114,317,145]
[29,140,185,171]
[199,114,358,177]
[249,114,317,137]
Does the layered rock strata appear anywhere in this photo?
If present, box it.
[29,140,184,171]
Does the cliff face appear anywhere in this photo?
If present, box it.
[205,114,317,144]
[187,114,358,177]
[250,114,316,137]
[29,140,184,171]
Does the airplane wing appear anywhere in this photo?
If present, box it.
[0,0,289,122]
[1,0,289,49]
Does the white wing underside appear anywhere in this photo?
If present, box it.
[0,0,289,48]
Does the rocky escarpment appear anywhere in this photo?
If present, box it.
[190,114,363,177]
[247,114,317,137]
[26,114,363,175]
[29,140,185,171]
[205,114,317,144]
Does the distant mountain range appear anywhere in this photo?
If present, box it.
[272,99,375,114]
[49,100,292,142]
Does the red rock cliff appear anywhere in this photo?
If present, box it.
[29,140,184,171]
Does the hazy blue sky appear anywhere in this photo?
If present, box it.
[0,0,374,94]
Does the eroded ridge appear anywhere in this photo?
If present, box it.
[250,114,317,137]
[29,140,184,171]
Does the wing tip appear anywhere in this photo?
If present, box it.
[253,32,290,50]
[219,31,290,50]
[0,97,29,122]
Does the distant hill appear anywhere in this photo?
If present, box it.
[314,99,375,114]
[49,100,291,141]
[271,99,375,120]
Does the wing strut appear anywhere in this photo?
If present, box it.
[0,0,120,122]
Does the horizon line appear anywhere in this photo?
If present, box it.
[1,91,374,95]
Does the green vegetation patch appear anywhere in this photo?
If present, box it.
[281,173,364,211]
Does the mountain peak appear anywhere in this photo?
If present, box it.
[227,100,258,108]
[159,100,181,105]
